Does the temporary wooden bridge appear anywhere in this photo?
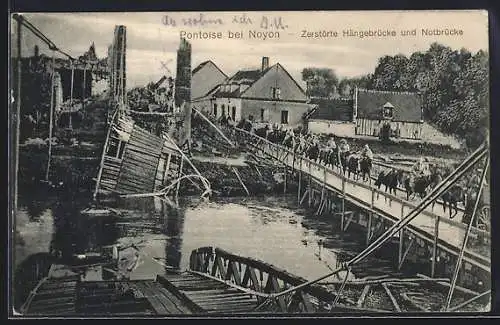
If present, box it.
[232,128,491,280]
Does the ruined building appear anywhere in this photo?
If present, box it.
[174,38,192,146]
[108,25,127,105]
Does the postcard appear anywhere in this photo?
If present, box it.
[9,10,491,316]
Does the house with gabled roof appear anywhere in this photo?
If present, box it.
[200,57,312,127]
[354,88,424,140]
[191,60,228,101]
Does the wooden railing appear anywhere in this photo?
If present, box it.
[189,246,384,313]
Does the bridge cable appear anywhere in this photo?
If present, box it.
[192,106,236,148]
[443,156,489,311]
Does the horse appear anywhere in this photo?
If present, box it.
[254,126,268,139]
[339,151,350,174]
[346,154,360,180]
[358,157,372,183]
[318,147,331,166]
[441,184,467,219]
[283,134,294,148]
[306,143,320,162]
[325,147,339,169]
[402,174,432,201]
[375,169,403,198]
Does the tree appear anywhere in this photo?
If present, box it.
[338,75,373,97]
[301,68,339,98]
[371,54,409,91]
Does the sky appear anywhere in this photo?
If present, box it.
[11,11,489,89]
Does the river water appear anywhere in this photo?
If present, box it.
[14,191,402,288]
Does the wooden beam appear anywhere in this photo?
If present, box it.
[400,293,427,311]
[299,189,309,206]
[297,170,302,204]
[366,212,372,245]
[283,165,287,194]
[398,238,415,270]
[308,162,312,207]
[343,211,356,232]
[299,291,315,312]
[382,283,401,312]
[356,284,371,307]
[270,276,287,312]
[431,215,440,278]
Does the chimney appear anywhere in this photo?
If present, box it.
[261,57,269,72]
[34,45,39,57]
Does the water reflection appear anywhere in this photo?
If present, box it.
[15,193,402,288]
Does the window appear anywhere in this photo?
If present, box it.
[383,107,393,119]
[221,104,225,116]
[281,110,289,124]
[232,106,236,121]
[107,138,126,159]
[382,102,394,119]
[260,108,265,121]
[117,141,126,159]
[271,87,281,100]
[213,103,218,116]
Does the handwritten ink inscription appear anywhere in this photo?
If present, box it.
[162,13,223,27]
[162,13,288,30]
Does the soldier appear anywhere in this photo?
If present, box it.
[360,144,374,161]
[338,139,350,155]
[326,136,337,150]
[412,157,431,178]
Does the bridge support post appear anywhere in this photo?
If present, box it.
[366,189,376,245]
[398,228,404,268]
[431,215,440,278]
[398,203,405,269]
[297,170,302,204]
[308,161,312,207]
[341,176,346,231]
[283,165,287,194]
[366,212,372,245]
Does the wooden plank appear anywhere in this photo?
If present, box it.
[143,281,187,314]
[115,182,144,194]
[203,301,258,313]
[33,288,77,298]
[151,284,194,314]
[382,283,401,312]
[120,166,157,181]
[28,301,75,312]
[129,131,164,147]
[125,144,162,162]
[175,282,228,291]
[191,295,256,305]
[29,296,75,308]
[182,289,242,299]
[357,284,371,307]
[122,150,160,167]
[270,276,287,311]
[133,281,172,314]
[120,165,157,180]
[40,281,77,290]
[128,134,164,151]
[155,275,206,313]
[120,157,158,172]
[119,173,154,187]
